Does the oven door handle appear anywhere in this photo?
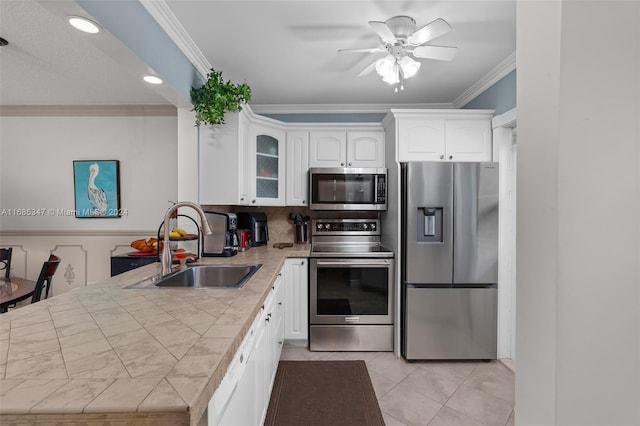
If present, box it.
[314,259,392,268]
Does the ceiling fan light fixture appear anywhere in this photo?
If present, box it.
[398,56,421,79]
[67,16,101,34]
[375,56,399,84]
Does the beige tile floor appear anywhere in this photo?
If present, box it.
[280,345,515,426]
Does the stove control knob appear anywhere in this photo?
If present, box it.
[362,223,369,230]
[370,223,376,230]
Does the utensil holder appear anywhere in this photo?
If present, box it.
[294,223,308,244]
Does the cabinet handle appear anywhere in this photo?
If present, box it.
[240,197,245,201]
[301,260,305,265]
[449,155,453,160]
[252,199,256,204]
[348,162,352,166]
[340,162,344,167]
[302,200,306,204]
[440,155,444,160]
[278,302,282,306]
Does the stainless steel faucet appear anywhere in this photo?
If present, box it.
[161,201,213,275]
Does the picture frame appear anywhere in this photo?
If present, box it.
[73,160,121,218]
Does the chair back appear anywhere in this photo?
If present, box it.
[0,247,12,280]
[31,254,61,303]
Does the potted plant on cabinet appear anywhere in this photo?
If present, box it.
[190,68,252,126]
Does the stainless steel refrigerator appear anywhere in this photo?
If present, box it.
[401,162,499,360]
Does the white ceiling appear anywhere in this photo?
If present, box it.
[0,0,516,109]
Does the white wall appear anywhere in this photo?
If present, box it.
[0,109,178,287]
[0,112,177,231]
[516,1,640,424]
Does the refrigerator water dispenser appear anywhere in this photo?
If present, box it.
[417,207,443,243]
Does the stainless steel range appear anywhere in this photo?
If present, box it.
[309,218,394,351]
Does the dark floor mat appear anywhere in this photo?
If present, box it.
[264,360,385,426]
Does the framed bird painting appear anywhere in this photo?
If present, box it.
[73,160,121,218]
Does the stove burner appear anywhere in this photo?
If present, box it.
[310,218,393,258]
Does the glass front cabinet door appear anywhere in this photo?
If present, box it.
[248,123,286,205]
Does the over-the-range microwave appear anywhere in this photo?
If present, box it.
[309,167,387,211]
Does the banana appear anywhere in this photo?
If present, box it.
[172,227,188,236]
[169,231,181,239]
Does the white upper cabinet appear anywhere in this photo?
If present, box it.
[309,129,385,168]
[308,131,346,167]
[387,110,494,162]
[248,122,287,206]
[199,109,287,206]
[199,110,251,205]
[286,131,309,206]
[397,119,446,161]
[444,119,492,162]
[346,131,386,167]
[199,105,387,206]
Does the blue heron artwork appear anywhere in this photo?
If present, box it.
[73,160,121,218]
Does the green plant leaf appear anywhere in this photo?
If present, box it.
[190,68,252,126]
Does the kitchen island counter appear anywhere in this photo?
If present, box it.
[0,244,310,425]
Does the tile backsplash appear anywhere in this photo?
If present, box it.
[201,205,376,245]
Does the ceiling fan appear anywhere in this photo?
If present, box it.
[339,15,458,90]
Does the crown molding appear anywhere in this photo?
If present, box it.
[452,51,516,108]
[250,103,454,115]
[0,105,177,117]
[139,0,211,78]
[492,107,518,129]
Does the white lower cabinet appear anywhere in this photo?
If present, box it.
[208,270,284,426]
[208,312,259,426]
[283,258,308,342]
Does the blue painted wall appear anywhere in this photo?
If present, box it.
[261,113,386,123]
[463,70,516,114]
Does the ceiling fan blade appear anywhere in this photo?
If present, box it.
[412,45,458,61]
[357,60,378,77]
[338,47,386,53]
[407,18,451,45]
[368,20,397,43]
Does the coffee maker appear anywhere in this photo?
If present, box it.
[237,212,269,247]
[202,211,239,257]
[226,213,240,250]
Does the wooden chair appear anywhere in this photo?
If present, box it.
[31,254,61,303]
[0,247,12,280]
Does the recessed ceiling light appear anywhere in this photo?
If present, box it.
[143,75,163,85]
[68,16,101,34]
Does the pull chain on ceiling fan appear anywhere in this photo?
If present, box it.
[338,15,458,91]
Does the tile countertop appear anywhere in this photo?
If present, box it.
[0,244,310,425]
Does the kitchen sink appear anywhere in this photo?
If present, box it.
[126,264,262,289]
